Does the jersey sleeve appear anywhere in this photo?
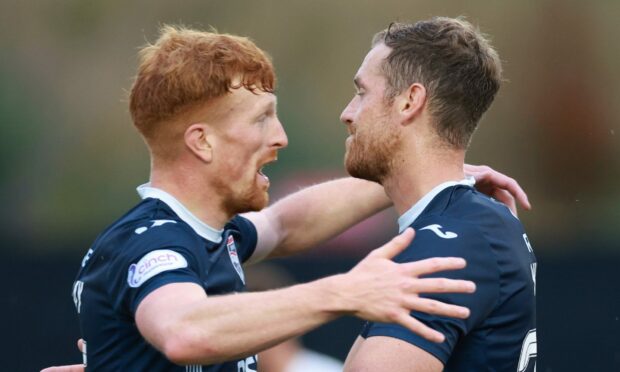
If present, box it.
[361,217,500,364]
[107,224,205,316]
[227,215,258,263]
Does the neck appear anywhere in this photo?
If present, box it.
[149,162,231,230]
[383,145,465,216]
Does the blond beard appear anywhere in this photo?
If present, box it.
[345,125,401,184]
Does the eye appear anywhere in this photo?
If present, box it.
[256,114,268,123]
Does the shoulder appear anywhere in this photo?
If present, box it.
[406,214,491,261]
[401,213,501,288]
[412,186,525,249]
[95,199,205,265]
[442,187,524,232]
[227,214,257,233]
[130,217,203,249]
[106,206,206,303]
[226,215,258,245]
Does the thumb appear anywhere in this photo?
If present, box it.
[372,228,415,259]
[78,338,85,353]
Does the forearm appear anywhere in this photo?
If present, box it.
[152,276,348,365]
[138,231,475,365]
[248,165,530,261]
[264,178,391,257]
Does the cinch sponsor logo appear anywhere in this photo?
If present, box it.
[127,249,188,288]
[134,252,180,274]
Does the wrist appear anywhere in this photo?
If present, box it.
[308,274,353,317]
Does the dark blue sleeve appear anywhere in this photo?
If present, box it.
[108,224,205,316]
[228,215,258,263]
[361,217,500,364]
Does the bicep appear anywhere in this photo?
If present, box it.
[345,336,364,367]
[344,336,443,372]
[241,210,281,265]
[135,282,207,350]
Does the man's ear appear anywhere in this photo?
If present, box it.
[397,83,427,125]
[184,123,214,162]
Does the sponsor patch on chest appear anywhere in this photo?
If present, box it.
[226,235,245,284]
[127,249,188,288]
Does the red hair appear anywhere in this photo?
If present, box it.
[129,25,276,144]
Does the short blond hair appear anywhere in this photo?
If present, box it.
[373,17,502,149]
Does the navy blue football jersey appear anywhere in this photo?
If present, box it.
[361,179,537,372]
[72,184,259,371]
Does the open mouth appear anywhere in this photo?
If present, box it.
[257,157,277,184]
[258,167,268,181]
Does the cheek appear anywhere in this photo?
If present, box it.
[217,150,252,180]
[353,101,366,119]
[357,100,381,122]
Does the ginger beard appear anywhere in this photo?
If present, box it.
[344,109,402,184]
[206,88,282,217]
[214,153,276,216]
[224,182,269,215]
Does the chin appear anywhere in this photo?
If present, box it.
[226,189,269,215]
[248,192,269,212]
[344,150,356,175]
[345,154,385,184]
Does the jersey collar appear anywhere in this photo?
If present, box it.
[397,177,475,233]
[137,183,223,243]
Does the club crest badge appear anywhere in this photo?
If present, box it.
[226,235,245,284]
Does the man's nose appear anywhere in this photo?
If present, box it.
[340,102,354,125]
[271,118,288,149]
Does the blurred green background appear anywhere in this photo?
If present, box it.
[1,1,618,371]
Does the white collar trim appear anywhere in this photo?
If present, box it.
[137,183,223,243]
[397,177,475,233]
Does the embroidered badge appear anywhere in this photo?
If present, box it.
[226,235,245,284]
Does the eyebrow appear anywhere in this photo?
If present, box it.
[259,97,277,115]
[267,97,277,112]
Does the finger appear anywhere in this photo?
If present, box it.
[493,176,530,211]
[40,366,85,372]
[407,297,471,319]
[394,312,445,343]
[463,163,489,174]
[493,189,517,216]
[474,171,531,211]
[465,162,531,210]
[404,257,466,276]
[370,228,415,259]
[410,278,476,294]
[77,339,85,353]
